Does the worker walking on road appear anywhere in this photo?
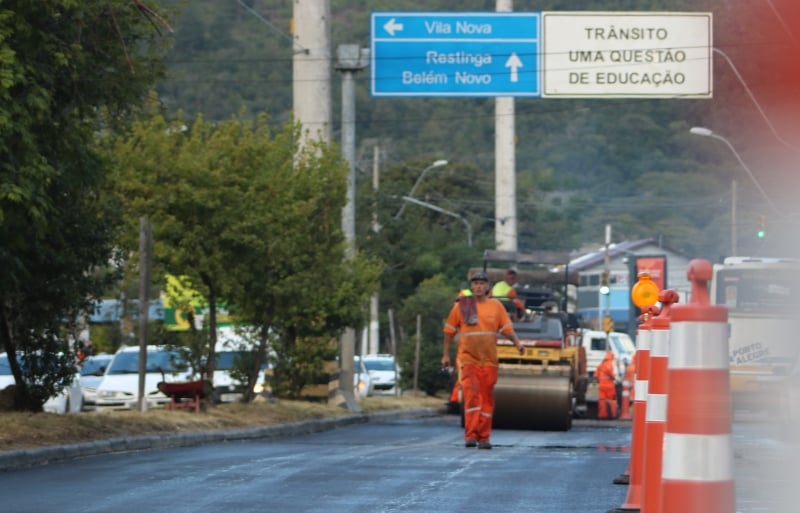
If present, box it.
[491,268,525,320]
[596,351,619,419]
[442,272,524,449]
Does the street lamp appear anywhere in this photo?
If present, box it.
[393,159,448,219]
[689,127,781,216]
[400,196,472,247]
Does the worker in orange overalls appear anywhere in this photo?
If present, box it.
[596,351,618,419]
[442,272,524,449]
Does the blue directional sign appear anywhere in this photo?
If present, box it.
[370,12,541,97]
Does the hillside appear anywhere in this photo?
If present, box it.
[154,0,796,260]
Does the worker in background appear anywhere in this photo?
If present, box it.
[621,355,635,411]
[596,351,619,419]
[442,272,524,449]
[491,268,525,320]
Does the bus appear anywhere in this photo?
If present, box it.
[710,257,800,411]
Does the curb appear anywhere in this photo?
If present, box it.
[0,407,441,471]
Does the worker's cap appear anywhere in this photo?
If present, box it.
[506,268,518,275]
[470,272,489,282]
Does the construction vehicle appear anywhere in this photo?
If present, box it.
[466,250,588,431]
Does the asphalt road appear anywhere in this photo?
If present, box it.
[0,411,796,513]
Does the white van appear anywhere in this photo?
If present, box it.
[581,330,636,379]
[213,326,261,403]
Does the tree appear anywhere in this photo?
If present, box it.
[396,274,456,396]
[106,101,383,401]
[0,1,173,411]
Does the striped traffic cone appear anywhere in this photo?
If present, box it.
[661,259,734,513]
[641,289,679,513]
[608,306,658,512]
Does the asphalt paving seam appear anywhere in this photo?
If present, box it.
[0,408,441,472]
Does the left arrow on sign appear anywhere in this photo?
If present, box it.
[505,53,523,83]
[383,18,404,36]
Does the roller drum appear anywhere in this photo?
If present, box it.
[493,367,573,431]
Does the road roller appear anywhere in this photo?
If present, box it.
[493,310,586,431]
[464,249,588,431]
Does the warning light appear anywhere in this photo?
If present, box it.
[631,272,660,309]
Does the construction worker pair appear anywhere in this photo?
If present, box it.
[465,438,492,450]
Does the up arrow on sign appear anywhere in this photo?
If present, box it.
[505,53,523,83]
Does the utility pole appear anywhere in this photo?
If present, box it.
[495,0,517,251]
[292,0,331,144]
[369,145,380,355]
[335,44,369,413]
[602,224,612,336]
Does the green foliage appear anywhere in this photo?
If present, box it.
[0,1,172,411]
[396,275,458,396]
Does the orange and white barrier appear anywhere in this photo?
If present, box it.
[612,305,657,511]
[641,290,678,513]
[661,260,734,513]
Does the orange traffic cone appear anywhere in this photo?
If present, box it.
[608,306,658,513]
[641,290,679,513]
[661,260,735,513]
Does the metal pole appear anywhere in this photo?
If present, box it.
[137,218,152,412]
[413,314,421,395]
[336,44,368,413]
[604,224,611,337]
[369,146,380,354]
[731,178,738,256]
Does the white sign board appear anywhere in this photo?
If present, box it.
[542,12,712,98]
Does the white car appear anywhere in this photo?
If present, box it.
[0,353,82,414]
[79,353,113,411]
[94,346,192,411]
[361,354,400,396]
[354,356,372,399]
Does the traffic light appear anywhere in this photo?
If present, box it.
[599,270,610,295]
[757,214,767,239]
[603,315,615,333]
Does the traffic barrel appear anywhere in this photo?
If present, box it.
[609,304,658,511]
[641,289,679,513]
[618,361,634,421]
[610,271,660,492]
[661,259,734,513]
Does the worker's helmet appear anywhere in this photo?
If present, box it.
[470,272,489,282]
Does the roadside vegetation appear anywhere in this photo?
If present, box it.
[0,394,446,452]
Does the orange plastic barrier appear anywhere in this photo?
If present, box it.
[661,260,734,513]
[641,290,678,513]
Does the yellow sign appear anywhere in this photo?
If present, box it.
[631,272,660,309]
[162,274,234,330]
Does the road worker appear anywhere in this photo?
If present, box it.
[490,268,525,320]
[596,351,618,419]
[442,272,524,449]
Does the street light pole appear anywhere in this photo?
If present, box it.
[400,196,472,247]
[335,44,368,413]
[689,127,781,217]
[393,159,448,219]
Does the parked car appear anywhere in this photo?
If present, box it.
[79,353,113,411]
[0,353,82,414]
[361,354,400,396]
[354,356,372,399]
[94,346,192,411]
